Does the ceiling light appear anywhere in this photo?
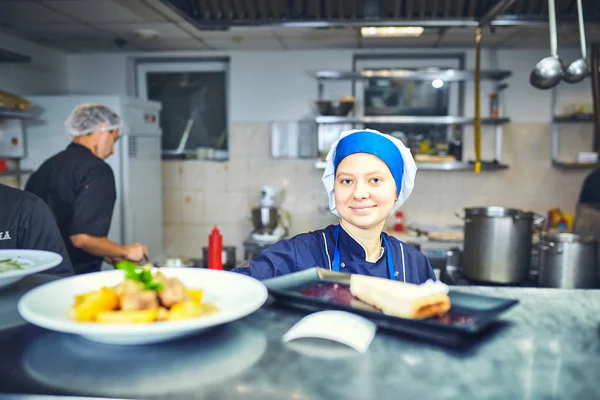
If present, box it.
[432,79,444,88]
[360,26,424,37]
[132,28,161,40]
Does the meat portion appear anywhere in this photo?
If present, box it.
[153,271,167,283]
[158,277,189,308]
[120,290,159,311]
[114,279,144,296]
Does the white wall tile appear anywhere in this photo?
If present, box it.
[181,190,204,224]
[181,161,205,191]
[162,161,184,190]
[201,161,230,192]
[162,190,183,224]
[202,190,231,226]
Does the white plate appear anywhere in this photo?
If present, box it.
[0,250,63,289]
[18,268,268,345]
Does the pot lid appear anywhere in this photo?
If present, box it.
[464,206,534,218]
[541,232,597,244]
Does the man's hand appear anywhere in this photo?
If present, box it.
[124,243,149,263]
[104,256,124,265]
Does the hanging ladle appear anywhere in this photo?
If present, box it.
[530,0,564,89]
[563,0,588,83]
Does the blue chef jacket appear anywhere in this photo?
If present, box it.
[232,224,435,283]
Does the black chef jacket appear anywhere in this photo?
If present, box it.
[0,184,72,276]
[579,168,600,205]
[25,143,117,275]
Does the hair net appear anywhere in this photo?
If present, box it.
[65,103,122,137]
[322,128,417,217]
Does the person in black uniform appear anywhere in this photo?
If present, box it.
[0,183,72,276]
[579,168,600,205]
[25,103,148,275]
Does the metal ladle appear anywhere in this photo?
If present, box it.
[530,0,564,89]
[563,0,588,83]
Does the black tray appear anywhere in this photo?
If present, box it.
[264,268,519,348]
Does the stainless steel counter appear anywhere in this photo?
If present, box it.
[1,277,600,399]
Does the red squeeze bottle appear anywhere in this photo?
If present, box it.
[208,226,223,270]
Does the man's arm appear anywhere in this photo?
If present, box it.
[70,234,148,261]
[18,198,73,276]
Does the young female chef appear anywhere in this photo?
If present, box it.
[232,128,435,283]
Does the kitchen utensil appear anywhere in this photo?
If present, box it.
[563,0,589,83]
[458,207,545,284]
[18,268,268,345]
[315,99,354,116]
[474,27,482,173]
[153,257,194,268]
[530,0,564,89]
[538,233,597,288]
[251,206,278,233]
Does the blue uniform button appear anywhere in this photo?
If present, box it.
[394,271,400,278]
[340,262,346,268]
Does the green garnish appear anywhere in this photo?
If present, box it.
[115,260,164,292]
[0,258,25,273]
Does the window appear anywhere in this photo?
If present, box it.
[136,59,229,160]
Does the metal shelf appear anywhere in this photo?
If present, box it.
[315,116,510,125]
[315,160,508,171]
[551,161,600,170]
[0,170,32,176]
[553,115,594,123]
[0,107,34,120]
[416,161,509,171]
[314,69,511,82]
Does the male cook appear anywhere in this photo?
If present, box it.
[25,103,148,274]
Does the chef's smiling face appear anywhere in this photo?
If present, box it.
[334,153,398,231]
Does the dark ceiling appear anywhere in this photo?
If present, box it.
[162,0,600,28]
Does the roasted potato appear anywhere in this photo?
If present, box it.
[96,309,158,324]
[70,287,119,322]
[186,289,203,303]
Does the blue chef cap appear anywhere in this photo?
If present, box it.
[333,130,404,195]
[322,128,417,217]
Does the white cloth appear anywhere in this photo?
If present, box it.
[321,128,417,217]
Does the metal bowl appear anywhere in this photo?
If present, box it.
[251,207,278,232]
[315,100,354,116]
[153,257,194,268]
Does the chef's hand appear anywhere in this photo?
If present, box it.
[104,255,126,265]
[104,256,118,265]
[124,243,149,263]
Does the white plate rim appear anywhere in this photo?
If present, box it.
[0,250,63,279]
[17,268,268,336]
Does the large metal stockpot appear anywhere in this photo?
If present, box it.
[538,233,598,288]
[460,206,542,284]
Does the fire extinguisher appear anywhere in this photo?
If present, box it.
[208,226,223,270]
[394,211,404,232]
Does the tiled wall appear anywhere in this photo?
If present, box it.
[163,121,592,261]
